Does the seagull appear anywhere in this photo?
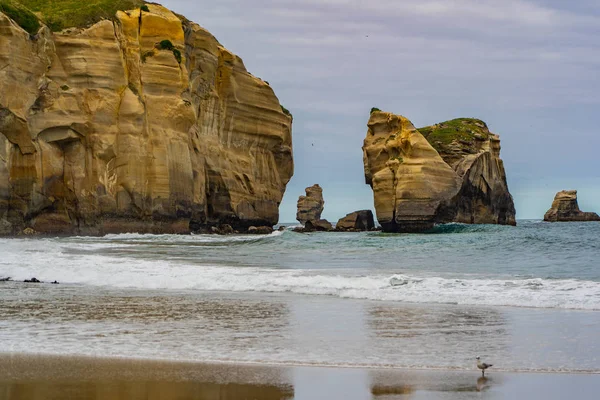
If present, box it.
[476,356,493,377]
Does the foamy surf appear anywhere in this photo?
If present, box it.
[3,253,599,310]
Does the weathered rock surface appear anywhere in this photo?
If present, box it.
[294,184,333,232]
[247,225,274,234]
[336,210,375,232]
[296,184,324,224]
[0,4,293,236]
[544,190,600,222]
[304,219,334,232]
[363,111,515,232]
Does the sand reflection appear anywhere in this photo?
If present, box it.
[367,303,508,369]
[0,381,294,400]
[0,355,294,400]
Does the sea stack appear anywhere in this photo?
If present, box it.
[295,184,333,231]
[362,110,516,232]
[544,191,600,222]
[0,4,293,235]
[296,184,324,224]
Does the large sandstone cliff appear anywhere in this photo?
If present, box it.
[0,4,293,235]
[363,111,515,232]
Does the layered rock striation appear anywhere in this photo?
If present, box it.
[0,4,293,235]
[363,111,515,232]
[544,190,600,222]
[296,184,324,225]
[294,184,333,232]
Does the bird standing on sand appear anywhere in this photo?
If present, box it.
[476,356,493,376]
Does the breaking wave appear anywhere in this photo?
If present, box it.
[2,255,599,310]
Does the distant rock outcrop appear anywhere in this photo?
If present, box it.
[247,226,274,234]
[363,111,516,232]
[294,184,334,232]
[0,3,293,236]
[296,184,325,224]
[336,210,375,232]
[544,191,600,222]
[305,219,334,232]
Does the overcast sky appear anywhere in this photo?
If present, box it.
[163,0,600,223]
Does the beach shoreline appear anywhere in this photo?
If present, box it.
[1,353,599,400]
[1,351,598,375]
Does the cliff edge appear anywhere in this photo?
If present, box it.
[0,2,293,235]
[363,111,515,232]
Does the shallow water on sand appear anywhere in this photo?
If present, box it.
[0,285,598,372]
[1,355,600,400]
[1,221,599,372]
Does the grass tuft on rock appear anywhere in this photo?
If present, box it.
[13,0,143,31]
[155,40,182,64]
[0,0,40,34]
[418,118,490,154]
[140,4,148,12]
[281,105,292,118]
[370,107,381,114]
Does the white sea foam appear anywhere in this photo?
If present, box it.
[2,242,599,310]
[90,230,285,242]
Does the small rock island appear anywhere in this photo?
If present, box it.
[295,184,333,231]
[544,191,600,222]
[295,185,375,232]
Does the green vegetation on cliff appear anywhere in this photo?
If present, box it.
[13,0,142,31]
[0,1,40,34]
[281,105,292,118]
[418,118,491,154]
[156,40,182,64]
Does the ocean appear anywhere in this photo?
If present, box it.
[1,221,599,373]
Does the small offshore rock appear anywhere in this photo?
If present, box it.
[0,277,11,282]
[51,281,59,284]
[336,210,375,232]
[544,190,600,222]
[247,226,274,234]
[210,224,235,235]
[296,185,325,224]
[24,278,41,283]
[220,224,234,235]
[305,219,334,232]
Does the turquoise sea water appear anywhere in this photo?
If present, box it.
[1,220,599,372]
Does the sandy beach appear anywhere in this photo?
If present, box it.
[1,354,599,400]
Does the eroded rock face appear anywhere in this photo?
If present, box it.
[0,5,293,235]
[544,190,600,222]
[363,111,515,232]
[336,210,375,232]
[304,219,333,232]
[296,184,324,224]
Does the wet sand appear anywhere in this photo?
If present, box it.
[1,354,599,400]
